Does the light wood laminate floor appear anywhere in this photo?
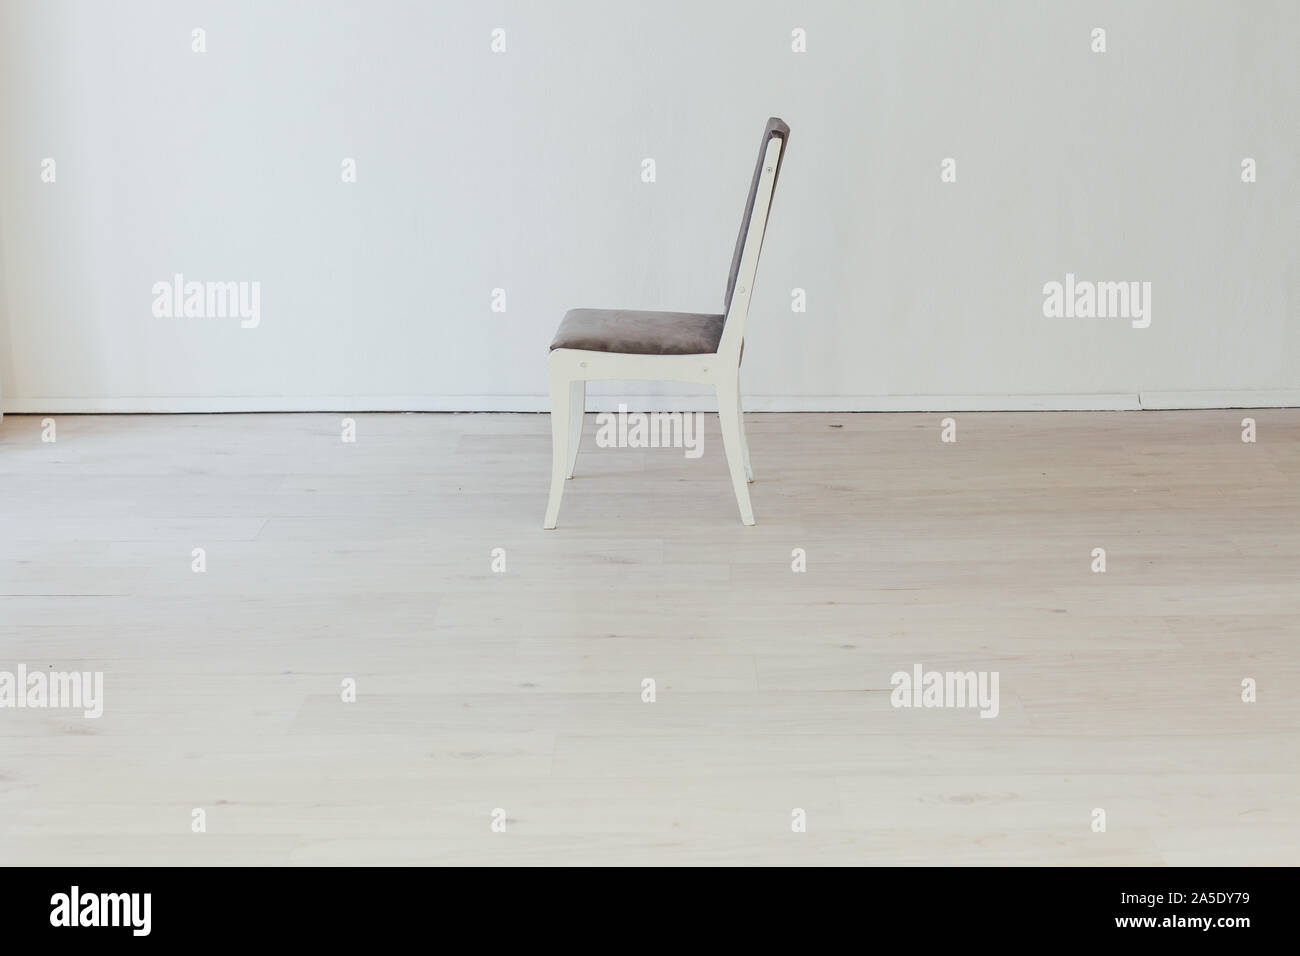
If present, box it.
[1,410,1297,866]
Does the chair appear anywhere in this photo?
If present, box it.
[544,117,790,529]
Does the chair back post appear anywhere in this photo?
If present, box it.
[717,133,785,366]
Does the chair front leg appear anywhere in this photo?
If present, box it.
[566,380,585,479]
[543,362,572,529]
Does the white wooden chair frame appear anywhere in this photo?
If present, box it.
[544,134,785,529]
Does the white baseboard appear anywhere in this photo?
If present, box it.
[742,393,1143,412]
[1139,390,1300,410]
[2,395,547,414]
[1,390,1295,414]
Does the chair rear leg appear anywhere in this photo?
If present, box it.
[716,377,755,525]
[737,377,753,482]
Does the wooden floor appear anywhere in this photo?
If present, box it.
[1,410,1297,866]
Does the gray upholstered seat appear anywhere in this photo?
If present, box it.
[550,308,725,355]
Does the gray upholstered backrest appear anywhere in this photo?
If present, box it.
[724,117,790,311]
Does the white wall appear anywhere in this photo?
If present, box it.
[1,0,1297,413]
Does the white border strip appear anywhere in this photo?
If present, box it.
[4,391,1297,414]
[0,392,1148,413]
[1139,390,1300,410]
